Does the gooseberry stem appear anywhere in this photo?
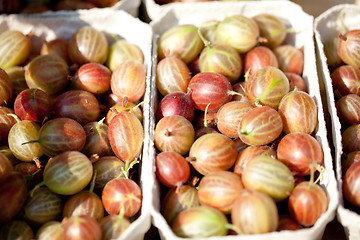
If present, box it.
[89,170,97,193]
[225,223,243,235]
[339,10,348,33]
[30,181,46,198]
[309,162,325,186]
[121,159,139,179]
[244,68,251,82]
[204,103,211,129]
[25,168,42,184]
[338,33,347,41]
[197,23,216,48]
[7,113,20,123]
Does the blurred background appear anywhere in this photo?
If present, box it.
[291,0,360,17]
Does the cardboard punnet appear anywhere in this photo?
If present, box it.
[110,0,141,17]
[0,8,153,240]
[148,1,339,239]
[314,4,360,240]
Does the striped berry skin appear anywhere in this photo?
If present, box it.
[35,221,63,240]
[63,191,104,222]
[216,101,254,138]
[244,46,279,76]
[54,90,100,125]
[245,66,290,109]
[0,68,12,106]
[0,220,34,240]
[324,37,344,69]
[198,170,243,214]
[342,151,360,175]
[107,40,144,72]
[154,115,194,156]
[233,145,277,177]
[44,151,93,196]
[82,120,113,158]
[199,44,242,84]
[156,56,191,97]
[238,106,283,146]
[188,55,201,77]
[233,137,248,153]
[8,120,43,162]
[253,13,287,48]
[14,88,51,124]
[161,185,200,225]
[38,118,86,157]
[188,72,232,112]
[155,151,190,188]
[197,19,218,45]
[231,189,279,234]
[231,81,247,102]
[338,30,360,68]
[13,162,38,177]
[0,172,27,224]
[194,126,219,140]
[5,66,28,98]
[99,215,131,240]
[277,215,302,231]
[331,64,360,98]
[171,206,228,238]
[106,102,143,125]
[277,132,324,176]
[285,72,307,92]
[157,24,204,64]
[192,110,217,130]
[215,15,260,54]
[342,124,360,154]
[155,91,194,122]
[0,106,16,143]
[40,39,71,65]
[111,59,146,103]
[343,161,360,208]
[102,178,142,218]
[0,30,31,69]
[108,111,144,164]
[336,94,360,126]
[187,133,238,175]
[61,215,101,240]
[25,54,69,95]
[278,90,318,134]
[242,156,295,202]
[75,63,111,94]
[288,181,328,227]
[23,187,63,226]
[274,45,304,75]
[68,26,108,65]
[0,152,12,175]
[92,156,125,192]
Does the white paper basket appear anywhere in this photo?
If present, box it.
[314,4,360,240]
[148,1,339,240]
[0,8,153,240]
[107,0,142,17]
